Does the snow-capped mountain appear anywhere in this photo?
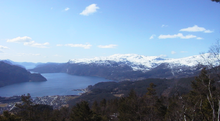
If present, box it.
[69,53,217,72]
[31,53,218,81]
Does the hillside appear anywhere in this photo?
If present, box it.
[0,61,47,87]
[67,76,196,106]
[30,53,212,81]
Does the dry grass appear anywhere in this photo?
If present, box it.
[0,103,7,107]
[66,95,79,102]
[113,94,124,97]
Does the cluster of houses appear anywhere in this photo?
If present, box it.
[33,95,69,109]
[0,96,21,114]
[0,95,76,114]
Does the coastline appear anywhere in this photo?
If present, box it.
[72,88,89,95]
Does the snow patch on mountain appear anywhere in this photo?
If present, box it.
[69,53,218,71]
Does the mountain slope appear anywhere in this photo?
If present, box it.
[69,53,214,71]
[0,61,47,87]
[31,53,215,81]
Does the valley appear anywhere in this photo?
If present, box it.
[0,0,218,120]
[0,53,216,117]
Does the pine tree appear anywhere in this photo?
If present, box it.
[211,0,220,2]
[15,93,35,120]
[0,111,21,121]
[187,68,218,121]
[70,101,93,121]
[146,83,156,96]
[91,100,99,114]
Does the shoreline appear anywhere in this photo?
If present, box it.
[72,88,89,95]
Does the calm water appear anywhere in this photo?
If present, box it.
[0,73,112,97]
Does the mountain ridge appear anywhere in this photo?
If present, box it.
[29,53,216,81]
[69,53,214,72]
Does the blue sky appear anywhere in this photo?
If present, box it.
[0,0,219,62]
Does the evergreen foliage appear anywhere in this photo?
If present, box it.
[211,0,220,2]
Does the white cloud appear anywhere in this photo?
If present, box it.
[32,54,40,56]
[56,44,63,46]
[24,41,49,48]
[0,45,8,49]
[98,44,117,48]
[158,33,198,39]
[58,43,92,49]
[7,36,32,42]
[80,4,99,16]
[65,7,69,11]
[149,34,156,39]
[204,30,213,33]
[196,37,203,40]
[65,44,92,49]
[180,25,213,33]
[7,36,49,48]
[0,45,8,53]
[161,24,168,27]
[171,51,176,54]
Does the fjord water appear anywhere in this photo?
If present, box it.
[0,73,112,97]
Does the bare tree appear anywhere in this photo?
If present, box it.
[199,40,220,121]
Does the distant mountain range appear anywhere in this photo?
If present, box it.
[69,53,214,72]
[0,59,42,69]
[30,53,216,81]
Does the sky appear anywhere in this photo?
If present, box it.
[0,0,219,63]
